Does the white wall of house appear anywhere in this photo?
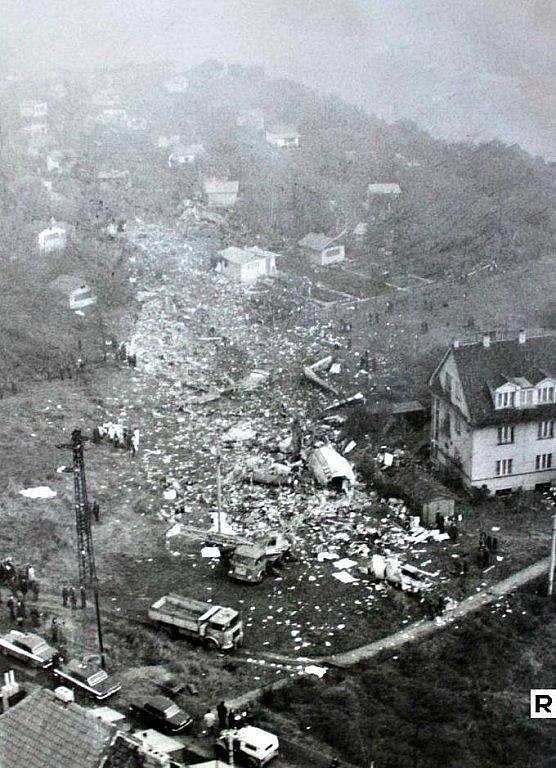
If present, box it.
[309,245,345,266]
[470,421,556,492]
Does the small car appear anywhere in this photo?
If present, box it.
[53,658,121,700]
[216,726,279,767]
[0,630,57,668]
[129,695,193,733]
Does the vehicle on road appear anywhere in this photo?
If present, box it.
[215,726,280,767]
[0,630,57,669]
[129,695,193,733]
[226,534,290,583]
[53,658,121,700]
[148,593,243,650]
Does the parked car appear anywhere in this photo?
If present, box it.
[129,695,193,733]
[53,658,121,700]
[215,726,280,767]
[0,630,57,668]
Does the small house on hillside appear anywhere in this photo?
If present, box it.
[156,134,181,149]
[265,126,300,148]
[237,108,265,132]
[22,122,48,137]
[20,100,48,119]
[91,88,120,108]
[203,178,239,208]
[299,233,345,266]
[97,169,131,189]
[49,275,97,310]
[164,74,189,93]
[96,109,128,128]
[46,149,77,175]
[353,222,368,244]
[127,117,147,131]
[37,221,67,253]
[216,246,278,283]
[168,143,205,168]
[367,182,402,216]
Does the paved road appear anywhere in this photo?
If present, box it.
[325,556,551,667]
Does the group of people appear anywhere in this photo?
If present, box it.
[62,585,87,610]
[478,530,499,567]
[201,701,256,735]
[93,422,140,456]
[1,562,41,628]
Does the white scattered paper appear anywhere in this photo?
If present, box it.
[20,487,57,499]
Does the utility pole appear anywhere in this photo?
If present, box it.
[216,446,223,534]
[58,429,106,668]
[548,513,556,596]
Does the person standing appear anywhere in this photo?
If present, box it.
[69,587,77,610]
[203,709,216,736]
[7,594,16,621]
[80,585,87,609]
[31,580,39,601]
[216,701,228,730]
[62,586,69,608]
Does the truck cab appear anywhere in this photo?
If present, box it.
[201,605,244,649]
[229,544,268,583]
[216,726,279,767]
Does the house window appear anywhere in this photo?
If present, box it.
[520,389,533,407]
[538,385,555,404]
[495,391,515,409]
[497,425,514,444]
[538,420,554,439]
[495,458,513,476]
[535,453,553,470]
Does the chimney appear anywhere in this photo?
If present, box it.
[518,329,526,345]
[482,333,490,348]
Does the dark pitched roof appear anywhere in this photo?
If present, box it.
[0,688,116,768]
[432,335,556,426]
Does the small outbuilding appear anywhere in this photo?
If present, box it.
[265,126,300,148]
[299,233,345,266]
[37,222,67,253]
[49,275,97,310]
[203,178,239,208]
[216,246,278,283]
[168,143,205,168]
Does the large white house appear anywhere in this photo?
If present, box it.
[430,332,556,494]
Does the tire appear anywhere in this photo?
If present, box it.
[204,637,219,651]
[159,624,177,640]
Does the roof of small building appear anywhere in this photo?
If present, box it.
[298,233,335,251]
[367,183,402,195]
[171,143,204,157]
[131,728,184,755]
[217,246,264,265]
[203,178,239,194]
[431,334,556,426]
[49,274,89,294]
[0,688,115,768]
[266,126,299,138]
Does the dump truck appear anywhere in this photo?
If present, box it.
[226,533,291,583]
[148,594,243,650]
[175,525,291,584]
